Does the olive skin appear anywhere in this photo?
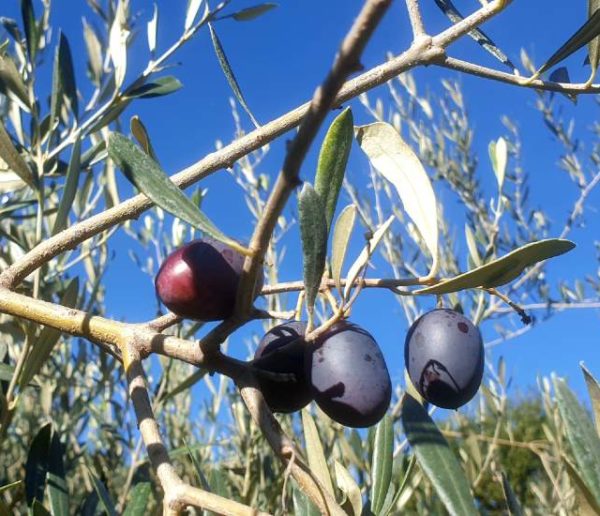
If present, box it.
[155,238,261,321]
[253,321,313,413]
[404,309,484,409]
[307,321,391,428]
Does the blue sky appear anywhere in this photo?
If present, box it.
[3,1,600,404]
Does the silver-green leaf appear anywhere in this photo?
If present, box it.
[371,414,393,516]
[331,205,357,294]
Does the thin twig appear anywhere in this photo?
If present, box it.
[405,0,427,39]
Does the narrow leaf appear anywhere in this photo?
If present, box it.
[302,409,334,496]
[109,0,129,89]
[50,32,78,124]
[292,483,320,516]
[161,369,208,402]
[433,0,517,72]
[208,22,259,128]
[343,215,394,300]
[489,137,507,192]
[334,461,362,516]
[232,3,277,21]
[589,0,600,82]
[122,482,152,516]
[554,376,600,506]
[25,422,52,506]
[464,225,481,267]
[315,108,353,232]
[83,19,103,86]
[531,9,600,79]
[147,4,158,54]
[416,239,575,295]
[500,472,524,516]
[21,0,39,61]
[356,122,438,264]
[47,432,69,516]
[52,136,81,235]
[298,183,328,318]
[562,456,600,516]
[581,363,600,434]
[87,466,117,516]
[371,414,393,515]
[185,0,204,30]
[0,480,22,494]
[130,116,158,161]
[126,76,183,99]
[0,52,30,108]
[331,205,356,294]
[108,133,249,255]
[0,120,36,189]
[401,395,478,516]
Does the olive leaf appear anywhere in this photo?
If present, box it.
[208,22,259,128]
[108,133,250,255]
[371,414,393,515]
[231,3,277,22]
[415,239,575,295]
[489,137,507,192]
[50,31,78,127]
[25,423,52,506]
[401,395,478,516]
[302,410,335,496]
[125,76,183,99]
[356,122,438,267]
[0,121,36,189]
[130,116,158,161]
[315,108,354,232]
[589,0,600,83]
[334,461,362,516]
[298,183,328,320]
[581,363,600,433]
[331,205,357,294]
[52,136,81,235]
[122,482,151,516]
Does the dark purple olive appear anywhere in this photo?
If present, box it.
[307,321,391,428]
[404,309,484,409]
[253,321,313,413]
[155,238,262,321]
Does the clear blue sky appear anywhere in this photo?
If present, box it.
[3,1,599,403]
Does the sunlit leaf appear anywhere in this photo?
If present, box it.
[554,376,600,507]
[147,4,158,54]
[371,414,393,515]
[343,215,394,300]
[562,455,600,516]
[416,239,575,295]
[83,18,103,86]
[108,133,249,255]
[581,363,600,434]
[433,0,517,72]
[0,52,30,109]
[315,108,353,232]
[401,395,478,516]
[331,205,356,294]
[356,122,438,265]
[531,9,600,80]
[52,136,81,235]
[126,76,183,99]
[130,116,158,161]
[122,482,151,516]
[0,120,36,189]
[208,22,259,128]
[589,0,600,83]
[292,483,320,516]
[185,0,204,31]
[334,461,362,516]
[298,183,328,319]
[109,0,129,89]
[232,3,277,21]
[489,137,507,192]
[302,410,335,496]
[464,224,481,267]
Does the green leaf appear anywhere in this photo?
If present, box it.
[331,205,356,294]
[531,9,600,80]
[0,362,15,383]
[489,137,507,192]
[315,108,353,232]
[401,395,478,516]
[126,76,183,99]
[298,183,328,319]
[52,136,81,235]
[563,456,600,516]
[231,3,277,21]
[21,0,39,62]
[433,0,517,72]
[500,472,524,516]
[302,409,334,496]
[343,215,394,300]
[25,422,52,506]
[31,499,52,516]
[554,376,600,506]
[50,32,78,128]
[589,1,600,83]
[371,414,393,515]
[464,224,481,267]
[19,278,79,389]
[0,479,22,494]
[130,116,158,162]
[122,482,152,516]
[0,120,36,189]
[333,461,362,516]
[415,239,575,295]
[87,465,117,516]
[47,431,69,516]
[292,483,320,516]
[581,363,600,434]
[108,133,249,255]
[0,52,30,109]
[208,22,259,128]
[356,122,438,265]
